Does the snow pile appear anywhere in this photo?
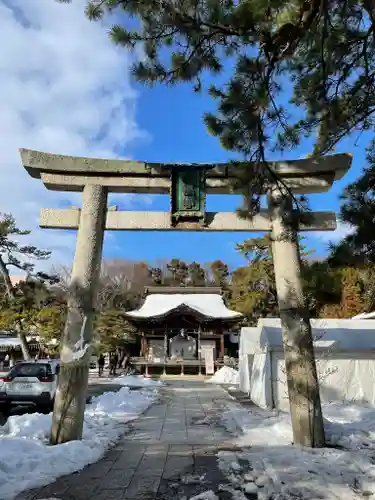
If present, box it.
[219,402,375,499]
[0,386,159,500]
[206,366,239,385]
[188,491,218,500]
[112,374,164,387]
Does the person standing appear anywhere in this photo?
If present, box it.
[98,354,105,377]
[109,352,119,376]
[113,351,119,376]
[109,352,115,376]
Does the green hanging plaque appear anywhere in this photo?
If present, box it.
[171,167,206,227]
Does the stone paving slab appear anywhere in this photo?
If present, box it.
[15,381,245,500]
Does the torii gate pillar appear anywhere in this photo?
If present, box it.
[269,187,325,447]
[51,184,107,444]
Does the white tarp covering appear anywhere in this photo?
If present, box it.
[240,318,375,410]
[238,327,259,395]
[125,294,242,320]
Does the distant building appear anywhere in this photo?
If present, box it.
[0,332,40,363]
[125,286,242,376]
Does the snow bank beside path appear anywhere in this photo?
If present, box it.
[112,374,164,387]
[90,374,164,387]
[206,366,239,385]
[219,402,375,499]
[0,386,159,500]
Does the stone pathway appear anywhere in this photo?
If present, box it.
[16,381,246,500]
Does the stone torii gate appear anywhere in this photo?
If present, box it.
[20,149,352,446]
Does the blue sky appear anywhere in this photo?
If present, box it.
[101,79,365,271]
[1,0,367,274]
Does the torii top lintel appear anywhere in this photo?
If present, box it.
[19,149,353,195]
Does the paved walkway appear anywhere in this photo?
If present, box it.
[17,381,245,500]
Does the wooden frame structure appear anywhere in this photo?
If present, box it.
[125,286,242,376]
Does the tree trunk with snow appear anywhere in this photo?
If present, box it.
[50,304,92,444]
[50,184,107,445]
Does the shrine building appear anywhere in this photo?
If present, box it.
[125,286,243,376]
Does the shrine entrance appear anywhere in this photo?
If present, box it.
[20,148,352,443]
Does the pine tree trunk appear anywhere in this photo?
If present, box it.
[17,328,31,361]
[0,256,14,299]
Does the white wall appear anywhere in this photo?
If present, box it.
[243,319,375,410]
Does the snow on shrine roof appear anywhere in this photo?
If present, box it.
[125,294,243,320]
[0,337,23,347]
[0,332,39,348]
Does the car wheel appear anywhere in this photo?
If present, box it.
[40,401,54,414]
[0,404,11,420]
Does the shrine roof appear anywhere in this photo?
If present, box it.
[125,294,242,321]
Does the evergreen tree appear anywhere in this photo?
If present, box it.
[187,261,206,285]
[210,260,229,288]
[95,309,137,351]
[330,149,375,266]
[231,236,278,323]
[232,235,337,322]
[166,258,189,285]
[60,0,375,209]
[321,267,368,318]
[0,213,57,359]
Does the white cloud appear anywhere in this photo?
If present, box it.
[0,0,146,271]
[314,221,355,244]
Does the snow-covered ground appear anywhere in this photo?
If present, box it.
[88,373,165,388]
[107,374,164,387]
[0,383,159,500]
[206,366,239,385]
[219,401,375,499]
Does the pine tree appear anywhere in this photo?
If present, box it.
[187,261,206,285]
[0,213,56,359]
[330,147,375,266]
[210,260,229,288]
[95,309,137,351]
[62,0,375,207]
[321,267,366,318]
[166,258,189,285]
